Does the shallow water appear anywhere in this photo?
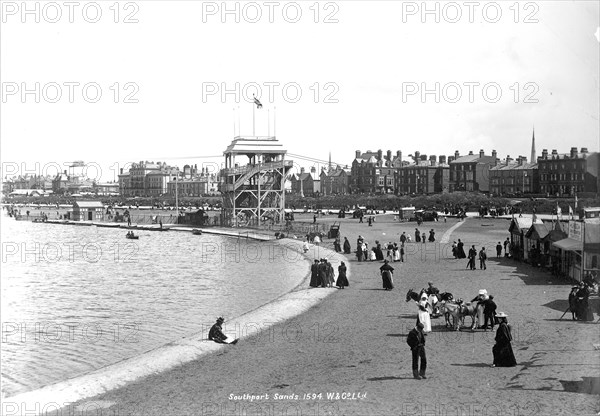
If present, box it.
[1,216,308,397]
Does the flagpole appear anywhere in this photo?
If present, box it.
[253,95,256,136]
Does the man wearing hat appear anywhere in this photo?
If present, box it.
[406,322,427,379]
[209,317,238,345]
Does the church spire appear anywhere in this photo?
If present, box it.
[530,127,536,163]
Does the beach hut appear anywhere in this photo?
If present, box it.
[73,201,104,221]
[524,223,549,265]
[508,217,538,261]
[583,216,599,281]
[541,221,568,271]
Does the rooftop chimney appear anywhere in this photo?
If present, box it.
[541,149,548,160]
[506,155,513,163]
[448,156,455,163]
[300,167,305,173]
[420,154,427,161]
[414,151,420,162]
[429,155,437,166]
[492,150,497,159]
[120,168,123,174]
[377,149,383,161]
[479,149,484,158]
[455,150,460,159]
[581,147,588,153]
[355,150,361,159]
[551,149,558,159]
[310,166,316,173]
[570,147,578,158]
[439,155,446,165]
[469,150,474,155]
[387,150,392,161]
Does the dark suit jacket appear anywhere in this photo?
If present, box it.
[407,328,425,350]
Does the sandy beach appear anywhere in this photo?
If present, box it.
[31,213,600,416]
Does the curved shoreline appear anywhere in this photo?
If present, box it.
[5,235,346,415]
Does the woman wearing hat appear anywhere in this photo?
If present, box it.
[417,294,432,333]
[492,312,516,367]
[471,289,489,329]
[379,260,394,290]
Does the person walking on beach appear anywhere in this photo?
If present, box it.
[319,259,329,288]
[400,232,407,245]
[467,245,477,270]
[380,260,394,290]
[503,238,510,257]
[482,295,497,330]
[407,322,427,379]
[428,229,435,242]
[400,244,405,262]
[336,261,349,289]
[479,247,487,270]
[415,228,421,243]
[310,260,320,287]
[492,312,517,367]
[343,237,351,254]
[496,242,502,258]
[456,239,466,259]
[313,214,317,224]
[326,260,335,287]
[209,317,238,345]
[422,232,426,244]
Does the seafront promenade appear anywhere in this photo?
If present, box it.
[13,214,600,416]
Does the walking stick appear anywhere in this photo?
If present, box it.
[559,307,571,320]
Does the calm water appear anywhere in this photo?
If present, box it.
[1,215,308,397]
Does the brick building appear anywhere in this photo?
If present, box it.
[489,156,539,196]
[448,149,498,192]
[396,153,449,195]
[350,149,400,194]
[537,148,599,196]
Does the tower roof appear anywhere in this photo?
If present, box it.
[223,136,287,155]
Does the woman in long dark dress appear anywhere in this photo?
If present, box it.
[336,261,349,289]
[457,239,466,259]
[492,312,517,367]
[343,237,351,254]
[379,260,395,290]
[309,259,320,287]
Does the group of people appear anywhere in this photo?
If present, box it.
[413,228,435,243]
[309,259,349,289]
[407,286,516,379]
[355,236,405,263]
[466,245,487,270]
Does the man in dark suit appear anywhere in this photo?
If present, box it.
[406,322,427,379]
[482,295,497,330]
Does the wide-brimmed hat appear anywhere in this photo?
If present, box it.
[478,289,487,295]
[216,317,224,323]
[496,312,508,318]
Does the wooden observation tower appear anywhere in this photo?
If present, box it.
[220,136,292,227]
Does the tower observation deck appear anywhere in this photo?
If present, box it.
[219,136,293,227]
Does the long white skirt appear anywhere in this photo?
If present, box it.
[417,309,432,332]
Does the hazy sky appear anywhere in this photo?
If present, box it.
[1,1,599,182]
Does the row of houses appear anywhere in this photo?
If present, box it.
[288,146,599,197]
[117,161,220,197]
[508,208,600,283]
[3,172,119,196]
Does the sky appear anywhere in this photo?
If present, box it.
[1,0,599,182]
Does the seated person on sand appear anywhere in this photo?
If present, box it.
[209,317,238,344]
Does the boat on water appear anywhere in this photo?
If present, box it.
[126,235,139,239]
[192,229,202,235]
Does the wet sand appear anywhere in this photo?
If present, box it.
[33,214,600,415]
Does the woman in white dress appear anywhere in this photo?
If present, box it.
[417,294,432,333]
[472,289,488,328]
